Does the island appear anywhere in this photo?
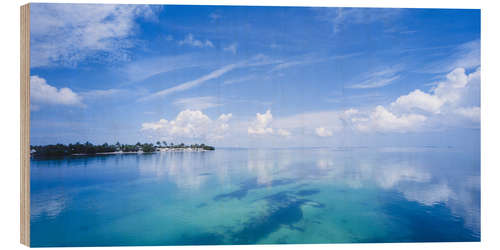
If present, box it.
[30,141,215,158]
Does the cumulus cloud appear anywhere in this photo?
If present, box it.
[248,110,274,135]
[338,66,480,133]
[315,127,333,137]
[391,67,480,116]
[355,106,427,133]
[454,107,481,122]
[247,110,294,137]
[277,129,291,137]
[178,33,214,48]
[268,67,479,135]
[30,75,84,108]
[30,4,160,67]
[141,110,232,140]
[391,89,444,114]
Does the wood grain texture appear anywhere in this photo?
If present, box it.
[20,3,30,247]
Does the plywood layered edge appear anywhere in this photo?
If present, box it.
[20,3,30,247]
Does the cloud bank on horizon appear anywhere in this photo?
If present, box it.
[29,4,480,147]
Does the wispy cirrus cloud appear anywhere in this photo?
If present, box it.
[30,4,161,67]
[81,89,125,99]
[138,63,241,102]
[138,55,282,102]
[316,7,403,33]
[122,54,204,82]
[173,96,222,110]
[223,74,257,85]
[419,40,480,74]
[348,66,402,89]
[270,53,361,72]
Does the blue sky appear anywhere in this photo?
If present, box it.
[29,4,480,148]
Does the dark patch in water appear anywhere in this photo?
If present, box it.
[296,189,320,196]
[199,173,212,176]
[227,190,325,244]
[294,183,309,189]
[196,202,207,208]
[269,178,295,186]
[214,189,248,201]
[231,197,304,243]
[213,177,296,201]
[289,224,305,232]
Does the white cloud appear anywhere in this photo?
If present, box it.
[248,110,274,135]
[139,63,241,101]
[223,75,256,85]
[315,127,333,137]
[422,40,480,74]
[30,4,160,67]
[141,110,232,140]
[454,107,481,122]
[142,118,168,131]
[270,55,326,72]
[139,55,280,101]
[247,110,295,137]
[274,110,344,136]
[343,108,359,117]
[348,67,401,89]
[209,12,221,22]
[30,75,84,108]
[343,67,480,133]
[277,129,291,137]
[173,96,221,110]
[391,89,444,114]
[349,75,400,89]
[81,88,125,99]
[391,67,481,116]
[223,43,238,54]
[178,33,214,48]
[355,106,427,133]
[318,8,402,33]
[123,54,205,82]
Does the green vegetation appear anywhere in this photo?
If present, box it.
[30,141,215,158]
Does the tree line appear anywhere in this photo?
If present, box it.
[30,141,215,158]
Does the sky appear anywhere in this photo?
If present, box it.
[29,4,480,148]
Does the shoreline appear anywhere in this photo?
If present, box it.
[71,148,213,156]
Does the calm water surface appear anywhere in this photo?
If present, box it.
[30,148,480,246]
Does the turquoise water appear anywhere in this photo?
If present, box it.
[30,148,480,246]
